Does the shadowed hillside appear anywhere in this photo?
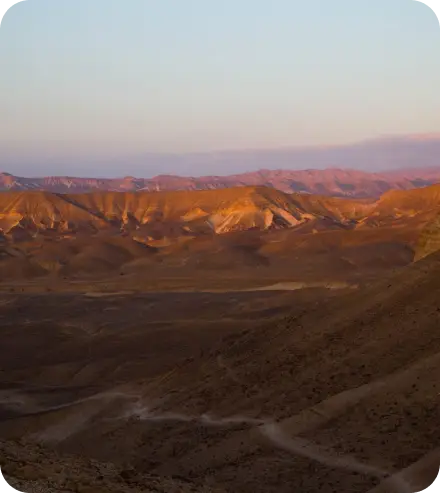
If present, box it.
[0,254,439,492]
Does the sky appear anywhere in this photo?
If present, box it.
[0,0,440,176]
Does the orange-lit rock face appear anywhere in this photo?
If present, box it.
[0,184,438,281]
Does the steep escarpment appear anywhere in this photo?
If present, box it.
[0,191,108,236]
[0,187,324,279]
[0,185,439,282]
[2,185,440,240]
[414,212,440,260]
[0,187,323,239]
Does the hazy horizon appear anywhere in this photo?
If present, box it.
[1,1,440,176]
[2,133,440,179]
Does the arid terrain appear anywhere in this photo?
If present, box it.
[2,166,440,199]
[2,0,440,487]
[1,184,440,492]
[1,184,440,286]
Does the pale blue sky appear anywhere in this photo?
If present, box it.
[0,0,439,176]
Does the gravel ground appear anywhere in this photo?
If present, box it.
[1,440,223,493]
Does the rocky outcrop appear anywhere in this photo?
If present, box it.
[415,213,440,261]
[0,187,318,241]
[0,184,440,252]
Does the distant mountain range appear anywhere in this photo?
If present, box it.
[4,133,440,178]
[1,166,440,198]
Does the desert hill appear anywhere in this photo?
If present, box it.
[2,184,440,238]
[374,184,440,214]
[2,165,440,198]
[0,187,315,236]
[0,185,440,283]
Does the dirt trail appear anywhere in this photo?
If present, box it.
[0,390,140,443]
[6,385,408,490]
[367,449,440,493]
[245,281,358,292]
[260,423,411,493]
[0,390,140,419]
[120,400,412,493]
[276,351,440,438]
[3,363,435,493]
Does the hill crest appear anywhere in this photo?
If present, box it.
[2,166,440,198]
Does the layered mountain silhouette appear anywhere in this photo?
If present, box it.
[1,166,440,198]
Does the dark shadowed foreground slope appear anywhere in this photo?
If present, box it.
[1,439,224,493]
[0,254,439,492]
